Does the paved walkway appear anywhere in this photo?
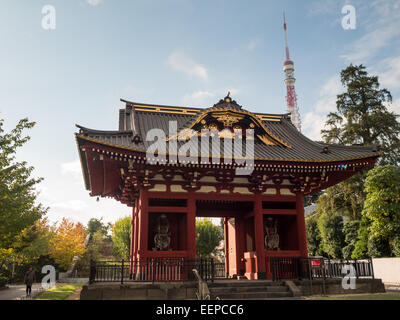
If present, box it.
[0,284,43,300]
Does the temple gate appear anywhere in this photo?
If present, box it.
[76,95,380,280]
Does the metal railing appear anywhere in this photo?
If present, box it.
[271,257,374,281]
[89,258,226,284]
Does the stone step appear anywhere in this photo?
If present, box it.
[210,286,289,294]
[208,281,285,288]
[212,291,293,300]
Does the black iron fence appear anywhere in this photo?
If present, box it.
[89,258,226,284]
[271,257,374,281]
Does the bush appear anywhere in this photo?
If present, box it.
[368,235,391,258]
[0,276,8,288]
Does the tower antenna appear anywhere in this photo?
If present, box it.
[282,12,301,132]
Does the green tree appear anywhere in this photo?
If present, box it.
[0,118,47,270]
[11,218,54,264]
[87,218,111,241]
[112,217,131,260]
[318,64,400,223]
[361,165,400,257]
[315,64,400,258]
[306,214,323,256]
[196,218,223,257]
[322,64,400,165]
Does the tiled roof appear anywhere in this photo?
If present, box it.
[76,97,381,163]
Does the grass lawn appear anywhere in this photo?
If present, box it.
[311,293,400,300]
[34,284,83,300]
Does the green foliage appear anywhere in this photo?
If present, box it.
[321,64,400,165]
[87,218,111,241]
[352,217,370,259]
[362,165,400,240]
[305,214,323,256]
[0,118,48,250]
[367,235,391,258]
[10,218,54,265]
[392,235,400,257]
[342,220,360,259]
[81,230,108,263]
[196,218,223,258]
[0,276,7,287]
[314,64,400,259]
[316,194,345,258]
[111,217,131,260]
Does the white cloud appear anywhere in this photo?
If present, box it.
[376,56,400,90]
[167,51,208,80]
[183,91,214,106]
[50,199,89,212]
[385,98,400,115]
[302,75,342,140]
[86,0,102,6]
[302,112,328,141]
[61,160,81,178]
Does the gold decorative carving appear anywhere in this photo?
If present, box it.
[211,112,244,127]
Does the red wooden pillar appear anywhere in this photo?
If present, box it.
[130,201,137,273]
[138,190,149,259]
[134,202,139,259]
[296,192,308,257]
[224,218,229,277]
[187,193,196,259]
[254,193,266,279]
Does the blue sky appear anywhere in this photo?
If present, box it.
[1,0,400,225]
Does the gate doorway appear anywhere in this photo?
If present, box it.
[196,200,254,278]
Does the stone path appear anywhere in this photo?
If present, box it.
[65,287,82,300]
[0,284,43,300]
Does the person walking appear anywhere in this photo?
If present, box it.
[24,266,36,297]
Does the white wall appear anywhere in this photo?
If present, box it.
[372,258,400,285]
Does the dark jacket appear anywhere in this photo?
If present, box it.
[24,270,36,286]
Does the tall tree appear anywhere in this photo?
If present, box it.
[318,64,400,224]
[111,217,131,260]
[196,218,223,258]
[322,64,400,165]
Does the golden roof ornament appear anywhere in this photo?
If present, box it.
[224,91,231,103]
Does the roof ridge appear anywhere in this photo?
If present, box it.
[120,98,203,111]
[75,124,133,135]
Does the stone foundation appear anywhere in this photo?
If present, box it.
[293,278,385,296]
[80,282,198,300]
